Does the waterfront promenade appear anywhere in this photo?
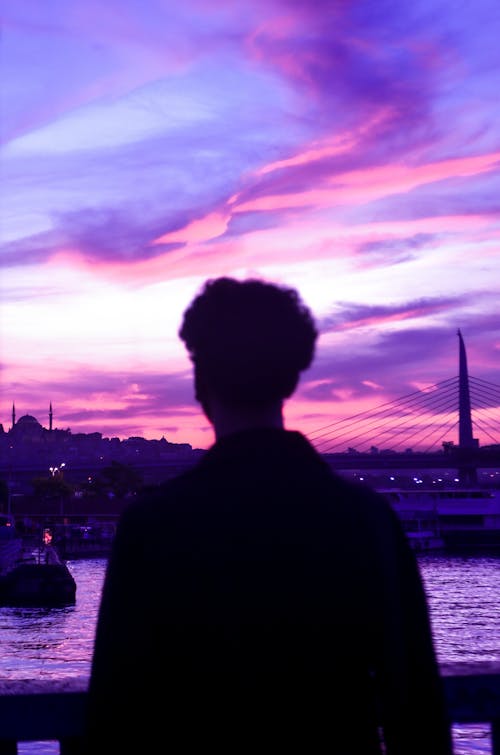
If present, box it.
[0,663,499,754]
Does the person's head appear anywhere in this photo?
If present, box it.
[179,277,318,422]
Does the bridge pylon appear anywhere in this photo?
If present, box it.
[457,330,478,485]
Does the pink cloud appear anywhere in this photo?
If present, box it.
[234,151,500,213]
[333,308,445,332]
[253,107,394,177]
[152,211,230,246]
[39,203,496,298]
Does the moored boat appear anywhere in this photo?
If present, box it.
[379,499,445,551]
[53,521,116,559]
[0,515,76,607]
[402,529,445,552]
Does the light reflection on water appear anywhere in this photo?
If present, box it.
[417,554,500,755]
[0,559,105,682]
[418,554,500,664]
[2,555,499,754]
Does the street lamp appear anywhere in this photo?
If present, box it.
[49,463,66,478]
[48,463,67,519]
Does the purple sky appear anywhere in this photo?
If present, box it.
[1,0,499,450]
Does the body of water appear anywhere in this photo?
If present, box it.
[0,554,498,754]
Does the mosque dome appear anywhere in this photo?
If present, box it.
[11,414,44,440]
[16,415,41,426]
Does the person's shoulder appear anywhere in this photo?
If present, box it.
[332,474,390,503]
[285,433,398,518]
[117,463,206,527]
[326,471,398,520]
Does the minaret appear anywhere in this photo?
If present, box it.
[12,403,15,429]
[49,401,53,432]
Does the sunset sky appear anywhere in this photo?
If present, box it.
[1,0,499,451]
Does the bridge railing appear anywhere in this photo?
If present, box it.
[0,663,499,754]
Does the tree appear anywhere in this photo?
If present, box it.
[31,476,73,500]
[96,461,144,499]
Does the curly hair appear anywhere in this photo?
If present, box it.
[179,277,318,407]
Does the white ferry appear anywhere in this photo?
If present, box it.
[380,487,500,550]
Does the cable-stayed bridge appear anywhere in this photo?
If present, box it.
[309,332,500,479]
[310,374,500,454]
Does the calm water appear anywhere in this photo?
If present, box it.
[1,555,499,754]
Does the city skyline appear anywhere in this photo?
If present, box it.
[1,0,499,450]
[4,357,500,455]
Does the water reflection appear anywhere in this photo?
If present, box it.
[0,559,105,681]
[2,555,499,755]
[417,554,500,664]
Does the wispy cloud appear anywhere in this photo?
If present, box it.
[1,0,499,448]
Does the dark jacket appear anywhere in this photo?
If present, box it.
[83,428,452,754]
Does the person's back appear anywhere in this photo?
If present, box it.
[83,277,452,754]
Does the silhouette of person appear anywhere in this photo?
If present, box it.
[82,277,452,754]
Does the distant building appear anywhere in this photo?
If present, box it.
[0,403,199,489]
